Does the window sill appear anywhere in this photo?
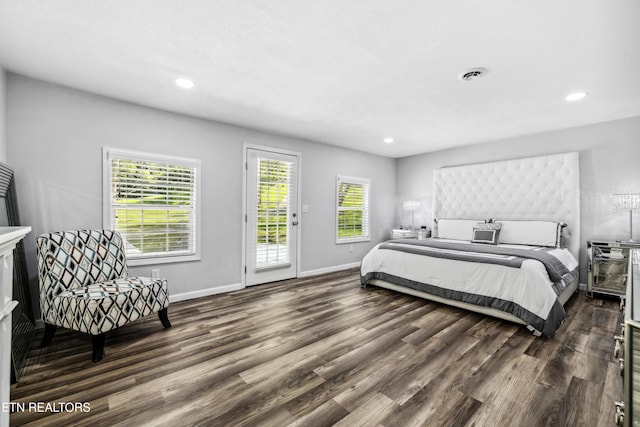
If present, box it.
[336,237,371,245]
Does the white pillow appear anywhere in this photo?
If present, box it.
[436,219,484,240]
[494,220,563,247]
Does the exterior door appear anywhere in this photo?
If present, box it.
[245,148,299,286]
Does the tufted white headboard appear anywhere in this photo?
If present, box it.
[433,152,580,259]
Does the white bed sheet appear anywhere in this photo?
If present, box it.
[360,239,578,323]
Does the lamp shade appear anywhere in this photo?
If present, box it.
[403,200,422,211]
[613,193,640,212]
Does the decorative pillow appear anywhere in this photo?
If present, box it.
[436,218,485,241]
[471,222,502,245]
[494,220,565,247]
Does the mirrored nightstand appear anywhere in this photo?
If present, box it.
[587,240,640,297]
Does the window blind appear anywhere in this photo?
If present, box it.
[104,148,199,262]
[336,176,370,243]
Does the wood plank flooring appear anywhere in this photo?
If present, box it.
[10,268,623,426]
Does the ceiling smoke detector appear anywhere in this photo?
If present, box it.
[458,67,489,81]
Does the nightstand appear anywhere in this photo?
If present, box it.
[390,228,430,240]
[587,240,640,297]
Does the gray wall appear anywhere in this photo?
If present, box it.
[6,74,395,303]
[8,70,639,305]
[396,116,640,282]
[0,69,6,163]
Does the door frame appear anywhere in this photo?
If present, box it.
[241,143,302,287]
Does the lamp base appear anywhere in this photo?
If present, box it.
[627,210,636,243]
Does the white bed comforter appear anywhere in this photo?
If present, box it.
[360,239,579,336]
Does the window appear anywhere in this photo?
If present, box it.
[336,175,370,243]
[256,156,294,268]
[103,147,201,265]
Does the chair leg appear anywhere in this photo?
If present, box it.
[158,307,172,328]
[40,323,57,348]
[92,334,105,362]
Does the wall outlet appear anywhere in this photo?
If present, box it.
[349,245,354,253]
[151,268,160,279]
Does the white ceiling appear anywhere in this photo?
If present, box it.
[1,1,640,158]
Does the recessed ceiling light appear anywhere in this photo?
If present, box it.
[383,137,394,144]
[566,91,587,101]
[175,78,194,89]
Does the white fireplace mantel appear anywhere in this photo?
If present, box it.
[0,226,31,427]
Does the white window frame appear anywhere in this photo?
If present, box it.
[336,175,371,244]
[102,147,201,266]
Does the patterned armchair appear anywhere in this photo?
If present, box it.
[36,230,171,362]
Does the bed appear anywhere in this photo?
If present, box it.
[360,152,581,337]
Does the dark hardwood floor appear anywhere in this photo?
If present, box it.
[10,268,622,426]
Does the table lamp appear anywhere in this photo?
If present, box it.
[403,200,422,230]
[614,193,640,242]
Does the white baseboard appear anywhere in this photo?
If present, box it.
[171,264,359,302]
[169,282,244,303]
[299,262,361,278]
[32,285,244,327]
